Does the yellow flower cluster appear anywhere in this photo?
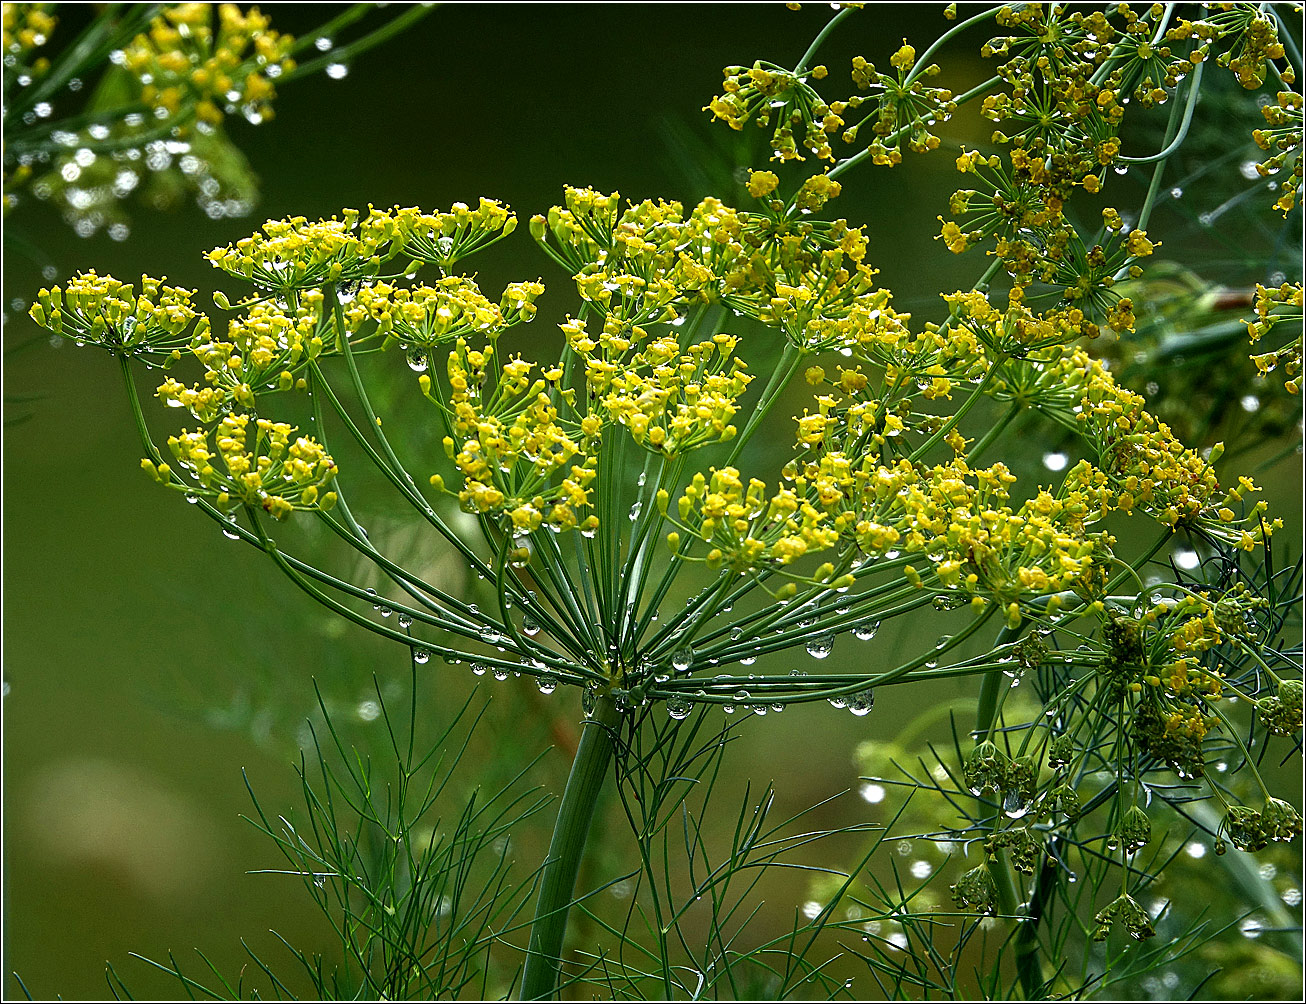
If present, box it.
[206,202,518,294]
[385,199,518,269]
[2,3,55,60]
[664,465,845,576]
[941,151,1154,327]
[28,271,209,366]
[565,319,752,457]
[207,207,389,291]
[534,188,741,325]
[842,42,955,165]
[156,293,353,419]
[706,61,838,161]
[1252,90,1303,215]
[147,413,336,518]
[1246,281,1303,393]
[430,340,595,533]
[1039,348,1279,548]
[358,275,544,347]
[121,4,295,127]
[667,444,1108,618]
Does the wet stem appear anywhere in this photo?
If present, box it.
[974,620,1046,999]
[521,692,621,1000]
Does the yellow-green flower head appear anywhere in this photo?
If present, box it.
[707,60,840,162]
[164,413,337,518]
[537,188,747,325]
[1033,347,1279,548]
[384,200,518,268]
[359,274,543,348]
[597,332,752,457]
[431,339,595,533]
[207,207,398,292]
[156,295,342,418]
[121,4,295,129]
[28,270,209,367]
[3,4,56,60]
[1247,281,1303,394]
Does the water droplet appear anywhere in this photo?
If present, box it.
[326,62,349,80]
[537,674,558,695]
[848,689,874,716]
[522,613,541,636]
[471,663,488,676]
[628,501,643,522]
[1169,186,1183,199]
[1173,548,1200,571]
[667,696,693,720]
[672,648,693,671]
[859,782,885,803]
[1042,451,1068,472]
[806,633,834,659]
[827,694,848,709]
[314,35,333,51]
[853,621,880,641]
[406,348,428,372]
[356,700,381,722]
[1240,917,1264,939]
[480,625,502,644]
[397,613,413,628]
[413,649,430,664]
[739,654,756,666]
[1002,791,1029,819]
[184,493,198,504]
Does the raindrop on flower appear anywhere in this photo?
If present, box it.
[406,348,428,373]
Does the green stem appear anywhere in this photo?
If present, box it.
[724,341,802,467]
[281,3,437,83]
[967,400,1021,464]
[794,6,858,74]
[523,693,621,1000]
[904,5,1002,86]
[974,620,1045,999]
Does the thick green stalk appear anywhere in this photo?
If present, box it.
[522,694,621,1000]
[974,621,1044,999]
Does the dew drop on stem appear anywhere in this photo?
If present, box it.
[806,633,834,659]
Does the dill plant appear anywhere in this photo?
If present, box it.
[23,2,1305,1000]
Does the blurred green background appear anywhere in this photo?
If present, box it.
[3,4,1301,999]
